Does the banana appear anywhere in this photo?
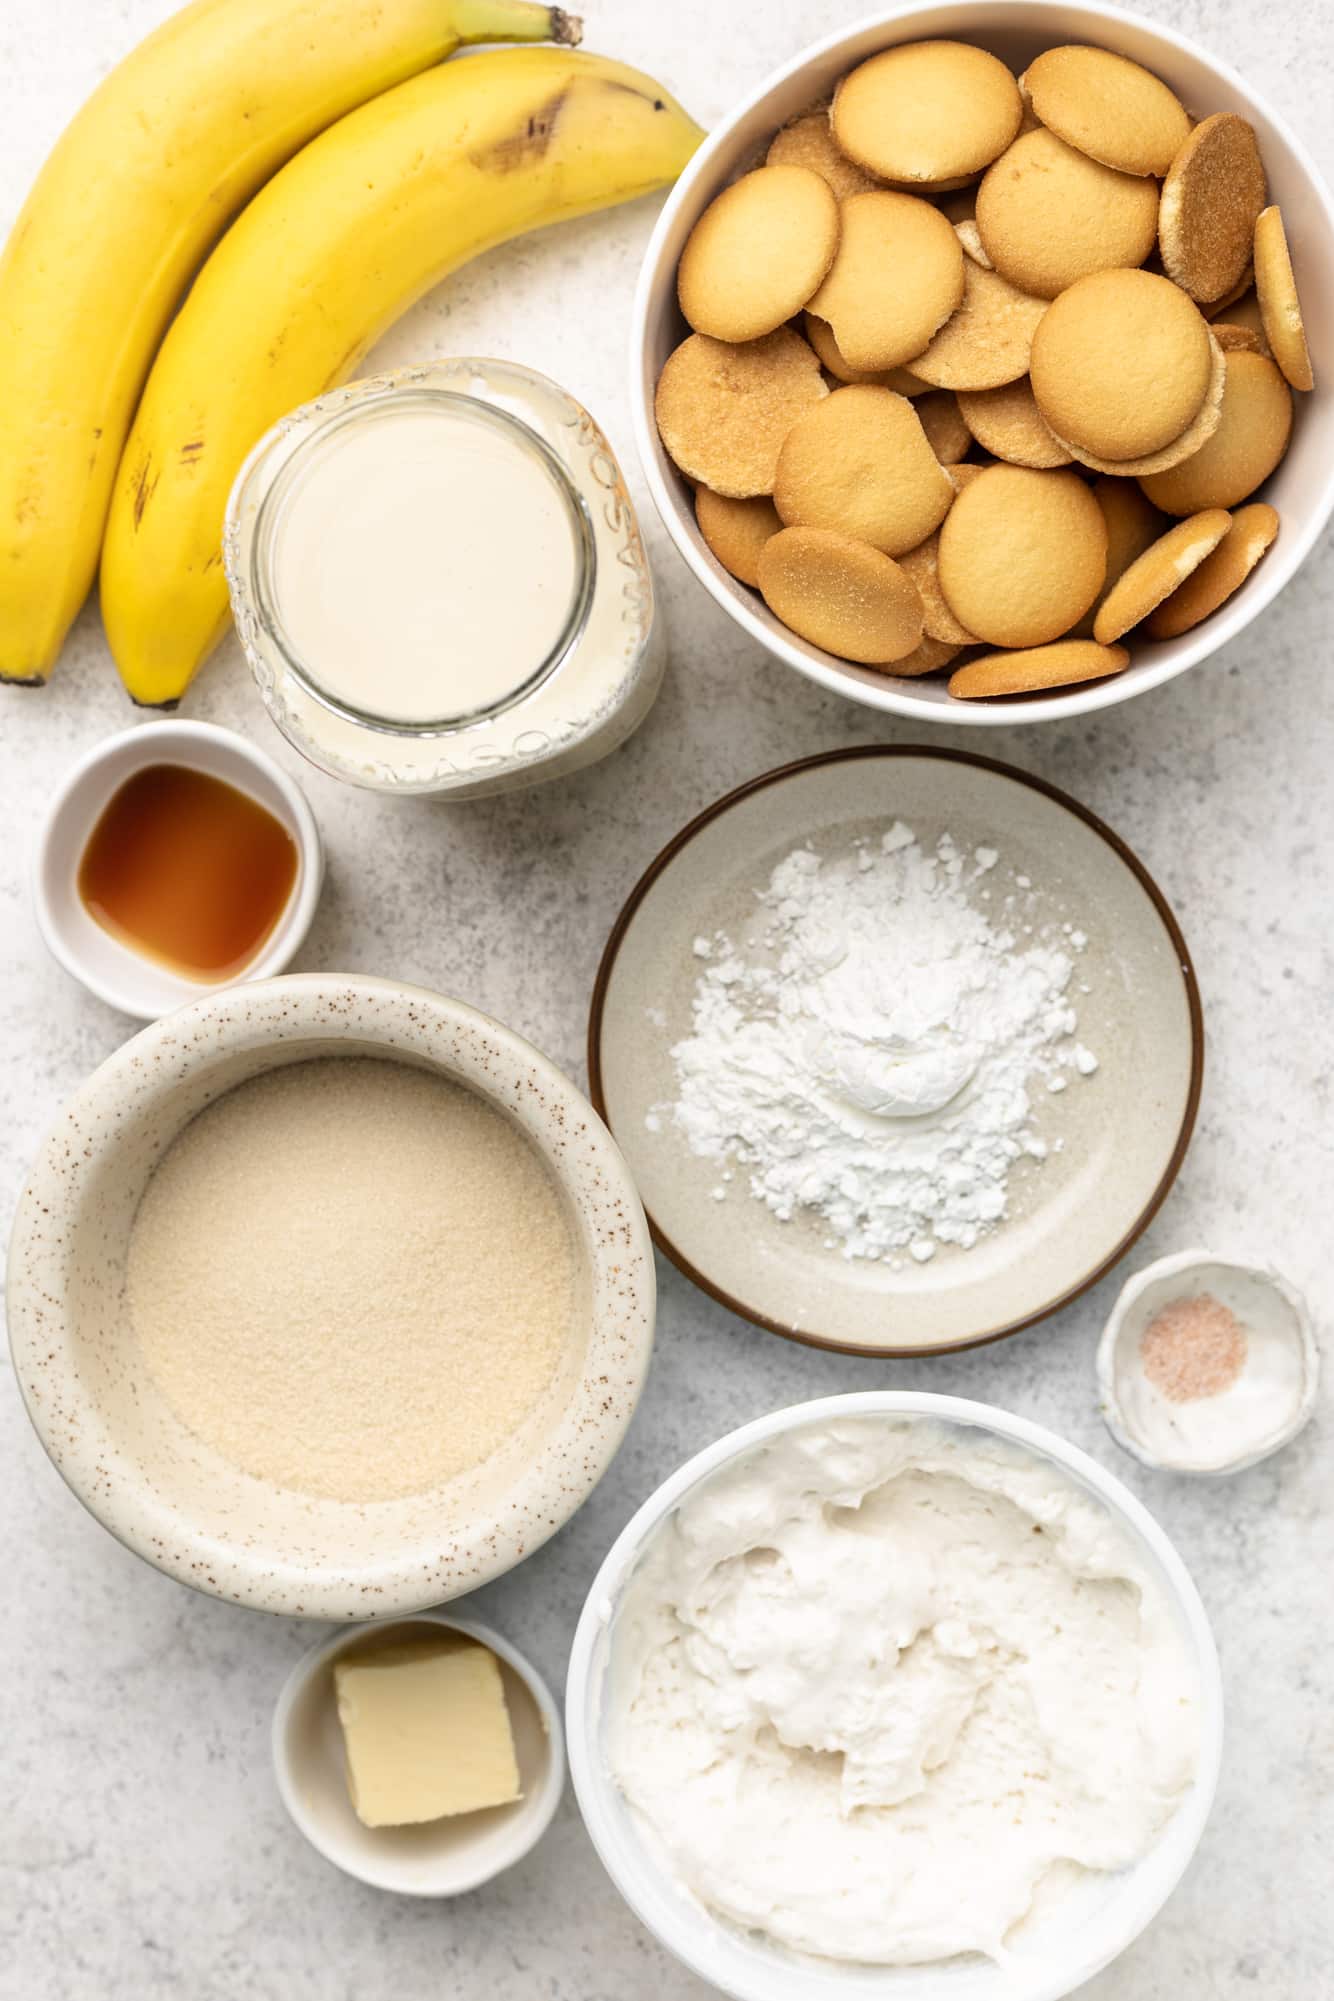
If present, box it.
[0,0,581,685]
[100,48,701,708]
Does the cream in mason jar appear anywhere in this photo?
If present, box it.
[224,360,663,797]
[266,397,584,726]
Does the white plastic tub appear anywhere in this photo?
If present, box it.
[567,1390,1224,2001]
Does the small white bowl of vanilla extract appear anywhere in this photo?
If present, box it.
[34,719,323,1018]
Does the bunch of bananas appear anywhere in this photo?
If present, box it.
[0,0,700,705]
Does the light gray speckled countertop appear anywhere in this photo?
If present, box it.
[2,2,1331,1996]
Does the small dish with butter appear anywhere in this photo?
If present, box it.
[273,1610,564,1896]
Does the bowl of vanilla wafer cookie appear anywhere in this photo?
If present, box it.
[631,3,1334,722]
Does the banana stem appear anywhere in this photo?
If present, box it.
[452,0,582,46]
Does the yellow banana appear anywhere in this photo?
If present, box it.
[0,0,581,685]
[100,47,701,708]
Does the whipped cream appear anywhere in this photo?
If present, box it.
[608,1420,1200,1967]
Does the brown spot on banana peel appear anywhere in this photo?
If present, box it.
[473,87,571,170]
[130,453,159,529]
[472,80,672,173]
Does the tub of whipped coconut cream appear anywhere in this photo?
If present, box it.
[566,1393,1223,2001]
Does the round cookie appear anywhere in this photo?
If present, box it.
[694,489,782,587]
[915,390,973,464]
[1043,336,1226,478]
[1023,46,1191,177]
[1159,112,1266,305]
[1138,350,1293,514]
[802,312,932,393]
[1146,502,1279,637]
[677,165,841,343]
[1092,509,1232,642]
[937,464,1107,646]
[956,379,1072,467]
[766,108,883,199]
[975,128,1159,300]
[899,528,978,645]
[1254,206,1314,393]
[773,386,955,556]
[655,329,828,498]
[1073,478,1168,635]
[806,191,965,371]
[832,42,1022,187]
[949,639,1129,697]
[757,526,925,663]
[1030,269,1214,461]
[908,242,1049,391]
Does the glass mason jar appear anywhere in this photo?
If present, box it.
[223,359,665,797]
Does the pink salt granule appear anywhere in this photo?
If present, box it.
[1140,1292,1248,1403]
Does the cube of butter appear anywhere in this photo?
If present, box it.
[333,1636,522,1828]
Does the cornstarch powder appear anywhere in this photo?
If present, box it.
[664,826,1098,1263]
[125,1058,575,1502]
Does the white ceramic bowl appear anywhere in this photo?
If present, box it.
[1097,1247,1319,1474]
[6,973,656,1618]
[33,719,324,1017]
[589,747,1203,1354]
[631,2,1334,724]
[567,1391,1224,2001]
[273,1610,565,1895]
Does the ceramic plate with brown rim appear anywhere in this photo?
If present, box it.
[588,749,1202,1355]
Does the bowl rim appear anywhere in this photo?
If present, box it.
[587,744,1205,1355]
[6,971,657,1616]
[565,1388,1226,2001]
[31,717,325,1018]
[271,1608,566,1895]
[628,0,1334,725]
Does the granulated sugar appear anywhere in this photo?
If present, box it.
[125,1058,575,1502]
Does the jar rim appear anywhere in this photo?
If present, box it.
[246,385,597,739]
[222,358,662,798]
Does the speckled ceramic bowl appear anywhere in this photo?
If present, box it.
[6,974,656,1618]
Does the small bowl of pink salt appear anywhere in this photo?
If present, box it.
[1098,1249,1319,1475]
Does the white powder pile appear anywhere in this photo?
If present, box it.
[665,825,1097,1263]
[125,1058,575,1502]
